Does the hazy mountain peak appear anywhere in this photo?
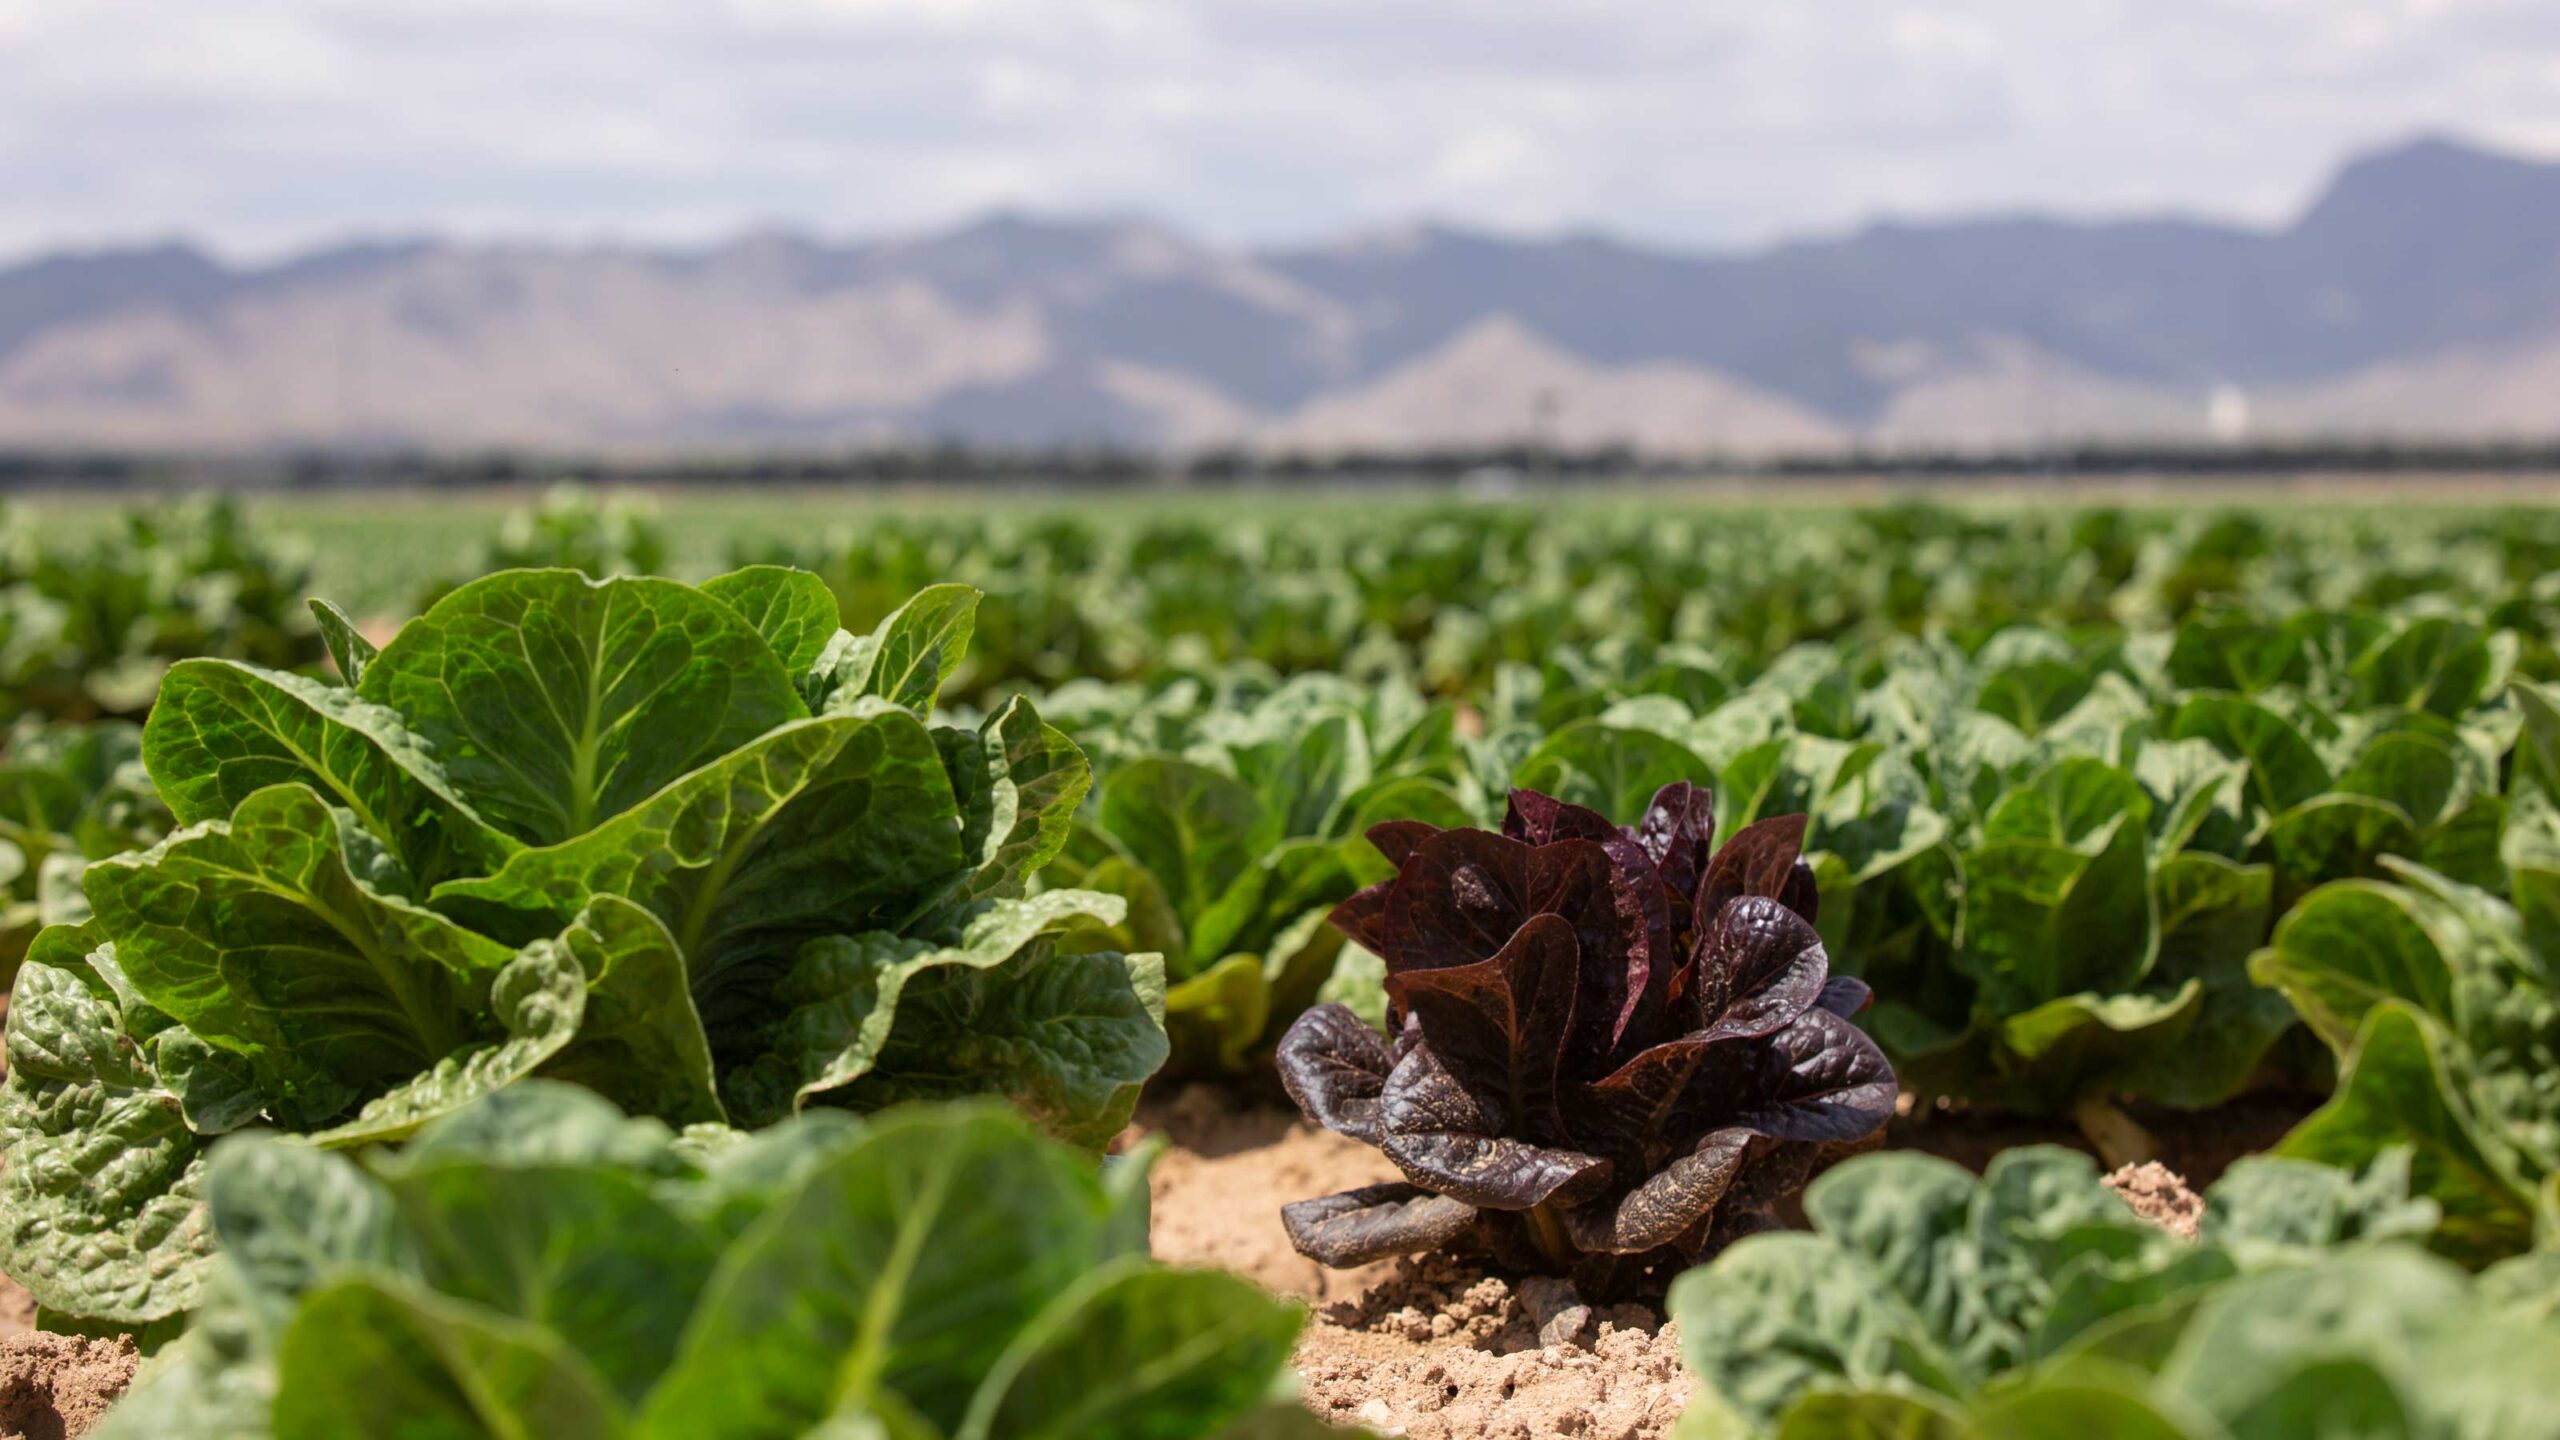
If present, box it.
[4,133,2559,456]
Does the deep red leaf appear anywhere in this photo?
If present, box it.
[1387,913,1579,1142]
[1276,1002,1396,1144]
[1376,1042,1612,1210]
[1689,895,1829,1042]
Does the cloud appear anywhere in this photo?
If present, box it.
[3,0,2557,260]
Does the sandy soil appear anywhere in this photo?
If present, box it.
[1135,1086,2224,1440]
[1134,1087,1691,1439]
[0,1335,133,1440]
[0,1281,31,1342]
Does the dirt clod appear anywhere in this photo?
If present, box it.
[2106,1160,2205,1240]
[0,1333,136,1440]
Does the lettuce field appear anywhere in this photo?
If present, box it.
[3,486,2559,1439]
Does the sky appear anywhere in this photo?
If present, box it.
[5,0,2560,264]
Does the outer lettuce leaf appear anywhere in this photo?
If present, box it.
[358,571,808,845]
[84,782,530,1125]
[2253,861,2555,1263]
[142,660,517,886]
[431,711,966,1013]
[1669,1146,2453,1438]
[636,1105,1142,1437]
[0,939,214,1324]
[270,1275,628,1440]
[952,1261,1304,1440]
[108,1091,1305,1440]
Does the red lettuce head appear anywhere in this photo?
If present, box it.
[1275,783,1894,1294]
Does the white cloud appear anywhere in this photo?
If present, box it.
[2,0,2557,261]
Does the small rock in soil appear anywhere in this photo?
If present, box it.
[2105,1160,2205,1240]
[0,1332,137,1440]
[1519,1276,1594,1350]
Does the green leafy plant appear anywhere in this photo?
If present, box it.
[2252,839,2560,1264]
[1043,673,1473,1073]
[100,1084,1321,1440]
[1666,1144,2558,1440]
[0,719,169,978]
[0,497,321,723]
[0,567,1167,1327]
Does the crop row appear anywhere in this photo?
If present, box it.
[0,493,2555,1437]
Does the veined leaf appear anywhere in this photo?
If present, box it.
[359,570,808,845]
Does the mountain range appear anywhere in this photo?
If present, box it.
[4,135,2560,457]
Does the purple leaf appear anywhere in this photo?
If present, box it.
[1329,879,1395,957]
[1561,1127,1750,1254]
[1377,1042,1612,1210]
[1718,1008,1897,1144]
[1387,913,1579,1142]
[1690,896,1829,1043]
[1505,789,1618,845]
[1815,975,1873,1018]
[1695,813,1810,923]
[1281,1183,1482,1267]
[1365,819,1444,869]
[1633,781,1715,899]
[1376,829,1533,973]
[1276,1003,1396,1144]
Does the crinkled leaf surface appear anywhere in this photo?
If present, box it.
[0,949,213,1323]
[431,711,964,1023]
[143,660,517,885]
[528,895,723,1127]
[725,889,1127,1126]
[836,946,1168,1151]
[85,783,527,1125]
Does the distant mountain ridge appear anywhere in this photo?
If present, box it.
[5,135,2560,456]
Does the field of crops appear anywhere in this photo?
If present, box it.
[4,485,2559,1438]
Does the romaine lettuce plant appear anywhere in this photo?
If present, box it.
[0,719,169,977]
[100,1084,1316,1440]
[1667,1144,2550,1440]
[1,567,1167,1327]
[2252,834,2560,1264]
[1275,784,1895,1297]
[0,497,321,724]
[1043,672,1474,1073]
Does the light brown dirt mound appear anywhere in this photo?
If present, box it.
[1293,1257,1687,1440]
[1135,1088,1690,1439]
[0,1333,135,1440]
[2106,1161,2205,1240]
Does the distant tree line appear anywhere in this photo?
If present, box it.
[11,437,2560,493]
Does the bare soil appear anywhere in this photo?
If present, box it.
[1135,1086,2227,1439]
[0,1280,31,1341]
[1133,1087,1690,1439]
[0,1335,133,1440]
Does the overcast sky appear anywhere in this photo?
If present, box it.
[5,0,2559,264]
